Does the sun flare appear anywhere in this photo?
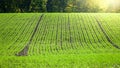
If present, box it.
[99,0,120,10]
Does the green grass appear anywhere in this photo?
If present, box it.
[0,13,120,68]
[0,53,120,68]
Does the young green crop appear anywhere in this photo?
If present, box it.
[0,13,120,68]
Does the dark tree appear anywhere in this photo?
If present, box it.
[0,0,120,13]
[46,0,53,12]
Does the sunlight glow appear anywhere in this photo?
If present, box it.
[99,0,120,11]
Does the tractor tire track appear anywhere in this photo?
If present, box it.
[16,14,44,56]
[8,15,35,49]
[16,15,40,56]
[90,15,110,48]
[100,15,120,43]
[95,17,120,49]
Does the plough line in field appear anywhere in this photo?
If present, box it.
[95,17,120,49]
[16,14,44,56]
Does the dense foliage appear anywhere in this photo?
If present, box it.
[0,0,120,12]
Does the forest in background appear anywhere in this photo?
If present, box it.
[0,0,120,13]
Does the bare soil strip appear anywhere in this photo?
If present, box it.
[89,15,107,48]
[95,17,120,49]
[16,14,44,56]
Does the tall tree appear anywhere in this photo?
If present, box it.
[46,0,53,12]
[59,0,68,12]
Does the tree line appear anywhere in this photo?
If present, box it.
[0,0,120,13]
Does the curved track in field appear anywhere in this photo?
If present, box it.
[16,14,44,56]
[0,13,120,56]
[95,17,120,49]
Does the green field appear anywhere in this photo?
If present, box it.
[0,13,120,68]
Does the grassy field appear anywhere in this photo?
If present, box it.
[0,13,120,68]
